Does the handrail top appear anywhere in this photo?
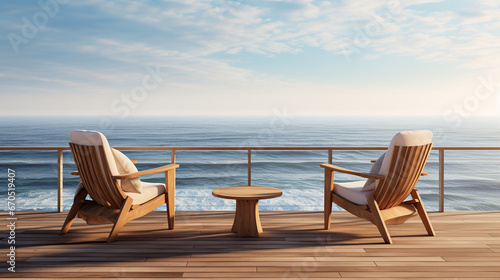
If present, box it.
[1,146,500,151]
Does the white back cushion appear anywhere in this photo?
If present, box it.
[362,130,433,191]
[70,130,119,176]
[362,152,385,191]
[111,148,142,193]
[380,130,433,175]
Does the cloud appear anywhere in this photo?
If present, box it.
[47,0,497,72]
[1,0,500,116]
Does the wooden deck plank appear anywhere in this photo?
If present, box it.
[375,261,500,267]
[0,278,493,280]
[1,211,500,279]
[257,266,500,272]
[79,266,257,273]
[339,271,500,278]
[187,261,377,267]
[0,272,183,278]
[182,272,342,278]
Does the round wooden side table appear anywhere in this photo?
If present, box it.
[212,186,282,237]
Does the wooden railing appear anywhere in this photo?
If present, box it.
[2,146,500,212]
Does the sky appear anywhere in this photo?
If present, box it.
[1,0,500,116]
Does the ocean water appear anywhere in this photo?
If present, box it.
[1,115,500,212]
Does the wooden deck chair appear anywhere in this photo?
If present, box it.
[60,130,179,242]
[322,130,436,244]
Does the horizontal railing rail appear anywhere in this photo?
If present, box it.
[2,146,500,212]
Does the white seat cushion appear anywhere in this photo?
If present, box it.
[334,180,373,205]
[125,182,166,205]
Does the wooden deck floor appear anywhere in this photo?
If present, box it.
[1,211,500,279]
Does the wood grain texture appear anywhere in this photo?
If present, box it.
[61,143,179,242]
[323,143,434,244]
[2,210,500,279]
[213,186,282,237]
[212,186,282,200]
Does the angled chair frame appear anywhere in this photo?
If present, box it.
[322,143,435,244]
[60,143,179,242]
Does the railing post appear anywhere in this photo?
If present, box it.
[248,149,251,186]
[171,149,176,164]
[328,149,333,164]
[439,149,444,212]
[57,149,63,213]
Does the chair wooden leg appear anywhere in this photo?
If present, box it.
[324,198,332,230]
[324,169,333,230]
[60,204,81,235]
[60,188,87,235]
[166,191,175,230]
[368,198,392,244]
[411,189,436,236]
[107,197,133,243]
[166,169,175,230]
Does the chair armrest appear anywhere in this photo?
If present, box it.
[114,164,180,179]
[320,163,385,180]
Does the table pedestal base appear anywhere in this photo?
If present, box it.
[232,199,262,237]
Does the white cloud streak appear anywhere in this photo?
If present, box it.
[1,0,499,115]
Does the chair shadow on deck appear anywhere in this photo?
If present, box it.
[6,210,436,258]
[4,210,500,279]
[0,206,455,280]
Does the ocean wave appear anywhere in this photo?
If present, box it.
[1,181,497,212]
[2,116,500,211]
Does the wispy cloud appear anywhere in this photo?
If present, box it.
[1,0,499,115]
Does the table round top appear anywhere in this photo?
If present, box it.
[212,186,282,200]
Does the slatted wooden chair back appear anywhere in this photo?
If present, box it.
[373,143,433,210]
[70,142,126,209]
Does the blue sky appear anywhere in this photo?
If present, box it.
[1,0,500,116]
